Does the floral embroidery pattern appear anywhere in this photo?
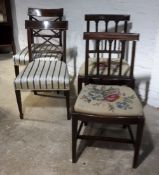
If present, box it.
[81,85,135,112]
[93,61,119,71]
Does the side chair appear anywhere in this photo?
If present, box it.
[72,32,145,168]
[13,8,64,76]
[78,14,130,93]
[14,20,70,120]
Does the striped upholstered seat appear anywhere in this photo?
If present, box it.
[14,60,69,90]
[13,44,62,66]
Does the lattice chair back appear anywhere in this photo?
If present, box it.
[25,20,68,63]
[13,8,64,76]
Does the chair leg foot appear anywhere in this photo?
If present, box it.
[72,118,78,163]
[133,119,145,168]
[34,91,38,95]
[15,90,23,119]
[65,91,70,120]
[20,113,23,119]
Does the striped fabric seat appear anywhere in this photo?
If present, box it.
[79,58,130,76]
[14,60,70,90]
[13,44,63,66]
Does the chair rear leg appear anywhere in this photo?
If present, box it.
[65,91,70,120]
[133,118,145,168]
[78,77,82,94]
[72,118,78,163]
[15,90,23,119]
[14,65,19,77]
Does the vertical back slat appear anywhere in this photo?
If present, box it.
[114,21,118,51]
[119,40,125,76]
[130,41,136,77]
[96,40,100,76]
[108,40,112,76]
[85,39,89,76]
[104,20,108,51]
[124,21,128,33]
[63,30,66,62]
[87,21,90,32]
[95,21,98,32]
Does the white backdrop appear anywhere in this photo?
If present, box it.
[11,0,159,107]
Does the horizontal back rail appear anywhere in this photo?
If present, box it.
[84,32,139,41]
[85,14,130,21]
[25,20,68,30]
[28,8,63,17]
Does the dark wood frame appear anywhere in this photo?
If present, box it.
[72,32,145,168]
[78,14,130,93]
[15,20,70,120]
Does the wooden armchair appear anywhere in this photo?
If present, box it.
[72,32,145,168]
[14,20,70,120]
[78,14,130,93]
[13,8,64,76]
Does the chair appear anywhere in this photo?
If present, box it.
[13,8,64,76]
[78,14,130,93]
[14,20,70,120]
[72,32,145,168]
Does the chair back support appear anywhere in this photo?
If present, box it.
[85,15,130,59]
[28,8,64,46]
[85,14,130,33]
[25,20,68,62]
[83,32,139,88]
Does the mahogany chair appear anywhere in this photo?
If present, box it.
[14,20,70,120]
[78,14,130,93]
[72,32,145,168]
[13,8,64,76]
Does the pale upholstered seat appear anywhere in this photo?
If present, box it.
[79,58,130,76]
[13,44,62,66]
[14,60,69,90]
[74,84,143,116]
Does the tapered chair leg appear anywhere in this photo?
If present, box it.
[15,90,23,119]
[133,118,145,168]
[72,118,78,163]
[65,91,70,120]
[14,65,19,77]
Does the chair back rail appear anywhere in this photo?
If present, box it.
[28,8,63,18]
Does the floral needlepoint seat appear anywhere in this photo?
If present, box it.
[74,84,143,116]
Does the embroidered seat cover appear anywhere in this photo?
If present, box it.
[74,84,143,116]
[14,60,69,90]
